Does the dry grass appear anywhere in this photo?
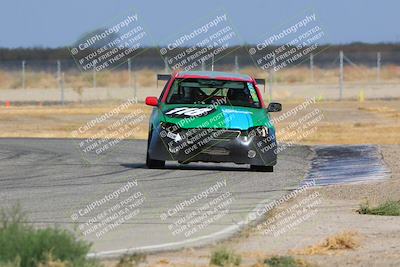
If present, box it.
[0,104,146,116]
[0,100,399,143]
[0,104,152,139]
[0,69,163,89]
[299,124,400,144]
[275,100,400,144]
[1,66,400,89]
[358,106,400,119]
[291,231,360,255]
[237,65,400,84]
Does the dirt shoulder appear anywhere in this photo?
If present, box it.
[102,145,400,267]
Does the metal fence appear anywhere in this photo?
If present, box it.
[0,50,399,104]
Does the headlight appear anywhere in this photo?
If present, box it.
[160,122,182,142]
[160,122,180,133]
[248,126,269,137]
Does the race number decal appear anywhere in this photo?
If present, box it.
[165,107,214,118]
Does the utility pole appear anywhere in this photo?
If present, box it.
[201,60,205,71]
[22,60,26,89]
[211,55,214,71]
[339,50,344,100]
[377,52,381,82]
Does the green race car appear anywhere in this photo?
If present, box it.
[145,71,282,172]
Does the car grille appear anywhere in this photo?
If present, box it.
[208,129,241,140]
[200,147,230,155]
[183,128,240,143]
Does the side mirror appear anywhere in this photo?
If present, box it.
[145,96,159,107]
[267,102,282,112]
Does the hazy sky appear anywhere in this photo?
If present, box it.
[1,0,399,48]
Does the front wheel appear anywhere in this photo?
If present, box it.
[146,129,165,169]
[250,165,274,172]
[146,151,165,169]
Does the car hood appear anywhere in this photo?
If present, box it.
[158,104,271,130]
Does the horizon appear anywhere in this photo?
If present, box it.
[1,42,400,50]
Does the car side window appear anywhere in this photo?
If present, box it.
[158,78,171,101]
[247,82,260,105]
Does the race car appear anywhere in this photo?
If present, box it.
[145,71,282,172]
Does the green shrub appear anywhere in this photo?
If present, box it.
[358,200,400,216]
[0,257,21,267]
[0,205,99,267]
[210,247,241,267]
[264,256,300,267]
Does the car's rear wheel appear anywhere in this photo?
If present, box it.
[250,165,274,172]
[146,129,165,169]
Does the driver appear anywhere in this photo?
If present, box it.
[227,88,251,103]
[184,86,203,103]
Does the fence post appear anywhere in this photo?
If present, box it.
[61,72,65,105]
[93,64,96,89]
[22,60,26,89]
[57,60,61,83]
[128,58,132,89]
[377,52,381,82]
[310,53,314,82]
[57,60,62,104]
[339,50,344,100]
[201,60,205,71]
[267,54,276,101]
[234,55,239,73]
[268,70,273,102]
[164,57,169,73]
[133,69,137,100]
[211,55,214,71]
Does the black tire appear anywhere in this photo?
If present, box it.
[146,129,165,169]
[146,151,165,169]
[250,165,274,172]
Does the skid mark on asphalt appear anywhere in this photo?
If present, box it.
[303,145,390,186]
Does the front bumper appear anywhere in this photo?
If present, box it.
[148,126,277,166]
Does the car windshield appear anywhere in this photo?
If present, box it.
[166,78,261,108]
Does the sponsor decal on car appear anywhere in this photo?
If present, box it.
[164,107,215,118]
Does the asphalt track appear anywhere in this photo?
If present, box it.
[0,138,314,257]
